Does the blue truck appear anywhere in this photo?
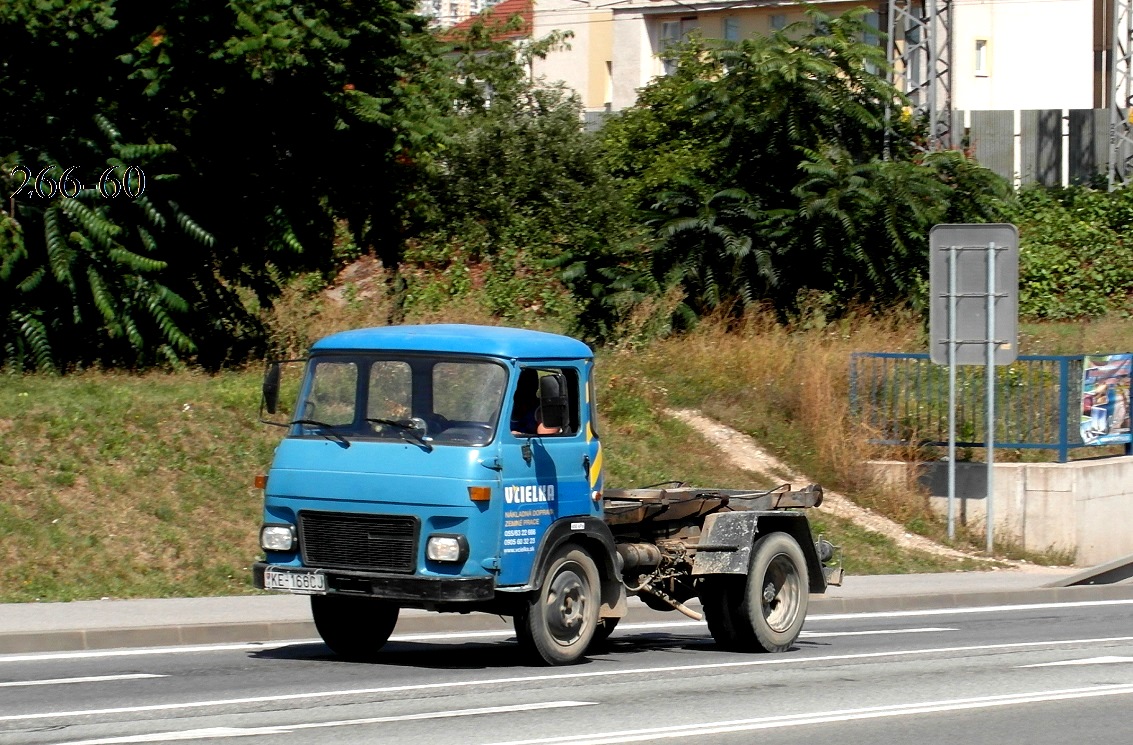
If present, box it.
[252,324,841,665]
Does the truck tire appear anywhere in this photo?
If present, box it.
[700,531,808,653]
[311,594,399,661]
[746,531,808,652]
[699,575,753,651]
[514,545,600,665]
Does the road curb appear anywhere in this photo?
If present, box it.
[809,583,1133,615]
[0,621,320,655]
[2,584,1131,656]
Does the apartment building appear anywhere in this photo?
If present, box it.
[526,0,1102,116]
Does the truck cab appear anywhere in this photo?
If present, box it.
[253,325,621,664]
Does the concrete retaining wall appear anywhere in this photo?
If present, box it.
[869,457,1133,566]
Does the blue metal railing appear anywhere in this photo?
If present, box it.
[849,352,1130,463]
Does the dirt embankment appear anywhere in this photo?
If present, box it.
[667,408,1068,572]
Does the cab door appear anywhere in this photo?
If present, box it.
[496,362,594,586]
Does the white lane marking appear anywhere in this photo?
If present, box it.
[0,673,165,688]
[809,598,1133,622]
[0,622,948,663]
[1020,656,1133,668]
[4,635,1133,724]
[390,624,956,643]
[0,641,294,665]
[55,701,597,745]
[477,684,1133,745]
[390,622,697,642]
[802,627,957,639]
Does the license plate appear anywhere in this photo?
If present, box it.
[264,568,327,594]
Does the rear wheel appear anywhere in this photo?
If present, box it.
[747,532,808,652]
[311,594,399,661]
[515,545,600,665]
[699,532,808,653]
[699,575,753,651]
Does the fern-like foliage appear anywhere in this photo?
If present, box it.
[0,119,209,370]
[649,183,775,316]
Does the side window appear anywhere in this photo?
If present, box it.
[588,369,600,438]
[510,367,580,437]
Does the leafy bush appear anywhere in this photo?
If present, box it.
[397,24,653,341]
[1014,185,1133,319]
[600,9,1011,321]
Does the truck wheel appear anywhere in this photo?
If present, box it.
[515,545,600,665]
[746,532,808,652]
[699,575,755,651]
[700,532,808,653]
[311,594,399,661]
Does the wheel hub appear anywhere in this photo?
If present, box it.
[761,553,801,633]
[545,568,587,644]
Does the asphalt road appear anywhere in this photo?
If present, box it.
[2,598,1132,745]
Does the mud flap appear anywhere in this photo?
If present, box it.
[691,511,759,575]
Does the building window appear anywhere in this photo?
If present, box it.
[661,19,697,75]
[724,17,740,42]
[863,10,880,74]
[975,39,989,77]
[769,14,786,31]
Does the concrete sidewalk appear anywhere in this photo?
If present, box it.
[1,567,1130,655]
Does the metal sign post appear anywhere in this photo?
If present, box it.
[984,241,998,554]
[929,224,1018,552]
[947,244,957,539]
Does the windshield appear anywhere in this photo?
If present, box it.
[292,354,508,447]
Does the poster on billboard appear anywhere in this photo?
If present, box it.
[1081,354,1133,445]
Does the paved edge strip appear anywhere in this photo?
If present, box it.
[2,585,1132,656]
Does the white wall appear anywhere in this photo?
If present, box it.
[948,0,1094,111]
[531,0,1098,115]
[611,11,656,110]
[532,0,592,106]
[870,457,1133,566]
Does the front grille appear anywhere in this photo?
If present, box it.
[299,511,418,573]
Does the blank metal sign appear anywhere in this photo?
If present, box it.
[929,223,1019,366]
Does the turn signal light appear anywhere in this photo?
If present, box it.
[468,486,492,502]
[254,474,267,489]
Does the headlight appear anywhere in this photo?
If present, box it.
[426,534,468,563]
[260,524,296,552]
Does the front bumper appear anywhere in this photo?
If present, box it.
[252,562,495,603]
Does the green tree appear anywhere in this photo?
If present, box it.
[601,8,1011,318]
[404,19,648,340]
[1,0,439,370]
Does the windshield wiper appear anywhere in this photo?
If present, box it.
[366,417,433,451]
[290,419,351,448]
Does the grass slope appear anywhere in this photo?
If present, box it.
[0,369,950,604]
[0,371,278,602]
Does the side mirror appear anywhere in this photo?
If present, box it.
[539,373,569,430]
[262,363,281,415]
